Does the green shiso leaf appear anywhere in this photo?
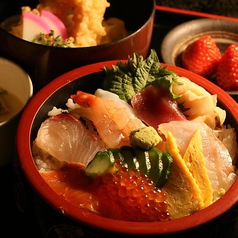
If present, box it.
[102,49,181,103]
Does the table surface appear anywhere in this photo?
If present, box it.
[0,5,238,238]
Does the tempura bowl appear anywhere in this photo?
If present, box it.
[16,60,238,237]
[0,0,155,92]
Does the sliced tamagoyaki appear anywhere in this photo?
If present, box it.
[161,132,203,219]
[183,128,213,208]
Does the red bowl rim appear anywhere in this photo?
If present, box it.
[16,60,238,235]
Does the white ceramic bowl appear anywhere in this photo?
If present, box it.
[0,57,33,166]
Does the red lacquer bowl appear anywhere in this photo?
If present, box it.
[16,60,238,236]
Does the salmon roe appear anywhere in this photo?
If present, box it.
[95,160,170,222]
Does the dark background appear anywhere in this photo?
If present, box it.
[156,0,238,18]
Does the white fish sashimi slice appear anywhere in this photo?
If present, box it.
[35,113,106,165]
[158,120,237,200]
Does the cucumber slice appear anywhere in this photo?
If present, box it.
[147,147,163,185]
[107,148,123,160]
[85,151,115,178]
[134,147,151,174]
[120,146,136,169]
[156,151,173,188]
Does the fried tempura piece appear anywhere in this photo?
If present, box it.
[72,0,110,46]
[37,0,74,29]
[10,0,128,47]
[38,0,110,46]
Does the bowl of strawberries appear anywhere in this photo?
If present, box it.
[16,49,238,237]
[161,18,238,100]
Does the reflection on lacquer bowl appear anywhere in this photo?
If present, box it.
[16,59,238,236]
[0,0,155,92]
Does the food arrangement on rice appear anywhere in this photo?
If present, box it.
[9,0,128,47]
[32,49,238,222]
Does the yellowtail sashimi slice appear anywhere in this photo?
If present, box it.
[159,120,237,200]
[35,113,106,165]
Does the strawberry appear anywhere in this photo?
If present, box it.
[181,35,221,78]
[216,44,238,91]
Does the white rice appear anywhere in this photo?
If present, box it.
[214,124,238,164]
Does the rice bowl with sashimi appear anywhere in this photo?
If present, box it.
[16,49,238,234]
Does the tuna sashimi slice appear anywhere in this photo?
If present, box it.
[131,85,186,130]
[159,120,237,200]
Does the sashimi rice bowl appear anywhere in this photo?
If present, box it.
[16,49,238,234]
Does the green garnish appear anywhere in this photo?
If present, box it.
[32,30,74,48]
[85,145,173,188]
[102,49,182,103]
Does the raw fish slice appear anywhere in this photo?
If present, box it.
[131,85,186,130]
[40,163,129,220]
[71,89,145,148]
[35,113,106,165]
[40,163,101,213]
[159,120,237,200]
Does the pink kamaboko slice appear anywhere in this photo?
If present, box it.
[34,113,106,165]
[40,10,68,40]
[22,10,68,42]
[22,12,51,41]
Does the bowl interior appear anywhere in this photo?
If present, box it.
[17,61,238,235]
[0,0,154,32]
[0,0,155,92]
[0,57,32,166]
[0,57,33,124]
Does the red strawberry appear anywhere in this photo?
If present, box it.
[216,44,238,91]
[181,35,221,78]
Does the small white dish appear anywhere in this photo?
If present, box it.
[161,18,238,66]
[0,57,33,166]
[160,18,238,100]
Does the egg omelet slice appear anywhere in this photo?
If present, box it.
[161,132,203,219]
[183,128,213,208]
